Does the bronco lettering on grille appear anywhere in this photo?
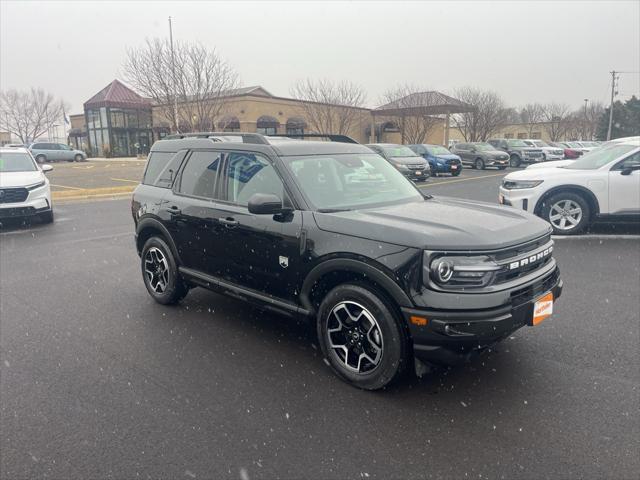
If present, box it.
[509,246,553,270]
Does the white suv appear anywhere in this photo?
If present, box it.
[0,147,54,223]
[499,138,640,234]
[522,139,565,161]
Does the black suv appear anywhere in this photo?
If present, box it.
[132,132,562,390]
[488,139,545,168]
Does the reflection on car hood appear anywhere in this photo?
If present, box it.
[390,156,427,165]
[527,159,575,169]
[313,196,550,251]
[0,170,44,188]
[434,154,461,161]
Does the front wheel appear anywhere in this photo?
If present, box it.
[509,155,521,168]
[141,236,188,304]
[74,154,84,162]
[317,283,409,390]
[475,158,485,170]
[451,169,461,176]
[35,155,46,164]
[540,192,590,235]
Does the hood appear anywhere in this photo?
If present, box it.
[0,170,45,188]
[434,154,461,161]
[526,159,574,170]
[389,156,427,165]
[505,165,580,181]
[313,196,551,251]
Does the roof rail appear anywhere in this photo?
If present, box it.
[269,133,359,144]
[165,132,270,145]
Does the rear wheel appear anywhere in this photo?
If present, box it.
[141,236,188,304]
[540,192,590,235]
[35,154,46,164]
[317,283,409,390]
[509,154,521,168]
[475,158,485,170]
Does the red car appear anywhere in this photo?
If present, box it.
[551,142,584,159]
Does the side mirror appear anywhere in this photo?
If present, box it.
[41,164,53,173]
[621,163,640,176]
[248,193,286,215]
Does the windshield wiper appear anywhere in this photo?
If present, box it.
[317,208,353,213]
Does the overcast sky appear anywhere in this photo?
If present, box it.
[1,0,639,114]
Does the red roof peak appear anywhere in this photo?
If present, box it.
[84,79,150,109]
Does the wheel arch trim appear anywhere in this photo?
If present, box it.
[299,258,413,314]
[135,216,182,263]
[534,184,600,217]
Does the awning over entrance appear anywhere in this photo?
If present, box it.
[372,91,475,145]
[286,117,307,129]
[218,115,240,130]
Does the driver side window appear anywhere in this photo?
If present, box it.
[614,152,640,170]
[222,152,285,207]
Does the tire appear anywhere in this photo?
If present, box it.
[39,210,54,224]
[540,192,590,235]
[317,283,409,390]
[74,154,84,162]
[141,236,188,304]
[509,154,521,168]
[475,158,485,170]
[35,155,46,164]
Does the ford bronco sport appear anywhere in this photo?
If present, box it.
[132,132,562,390]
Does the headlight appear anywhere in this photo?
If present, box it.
[501,180,543,190]
[26,180,46,190]
[393,162,409,171]
[427,255,501,288]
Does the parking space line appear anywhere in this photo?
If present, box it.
[51,184,84,190]
[110,177,140,184]
[420,172,507,187]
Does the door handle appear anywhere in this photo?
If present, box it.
[218,217,239,227]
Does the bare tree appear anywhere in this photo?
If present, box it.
[541,102,572,141]
[379,85,442,144]
[123,38,240,133]
[0,88,66,144]
[290,79,367,135]
[582,101,604,140]
[450,87,509,141]
[519,103,545,136]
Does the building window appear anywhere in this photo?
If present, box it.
[504,133,514,139]
[517,132,527,139]
[256,115,280,136]
[285,117,307,137]
[531,132,542,139]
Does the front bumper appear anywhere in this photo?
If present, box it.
[0,186,52,219]
[498,185,543,212]
[401,169,430,180]
[486,158,509,166]
[403,267,562,365]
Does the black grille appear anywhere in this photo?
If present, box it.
[511,268,560,307]
[0,187,29,204]
[0,206,36,218]
[493,235,551,261]
[407,163,427,170]
[446,159,461,166]
[492,235,554,285]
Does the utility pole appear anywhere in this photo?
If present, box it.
[169,16,179,134]
[583,99,588,140]
[606,70,618,141]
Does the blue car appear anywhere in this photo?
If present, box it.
[408,144,462,176]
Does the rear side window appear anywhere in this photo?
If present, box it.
[143,151,185,188]
[177,151,222,199]
[32,143,45,149]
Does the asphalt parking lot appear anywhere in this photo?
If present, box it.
[46,159,146,192]
[1,169,639,479]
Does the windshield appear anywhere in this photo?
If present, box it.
[285,153,422,210]
[564,144,638,170]
[507,139,528,147]
[381,145,418,157]
[0,151,38,172]
[474,143,495,151]
[427,145,451,155]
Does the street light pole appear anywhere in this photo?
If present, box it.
[169,16,179,134]
[606,71,617,141]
